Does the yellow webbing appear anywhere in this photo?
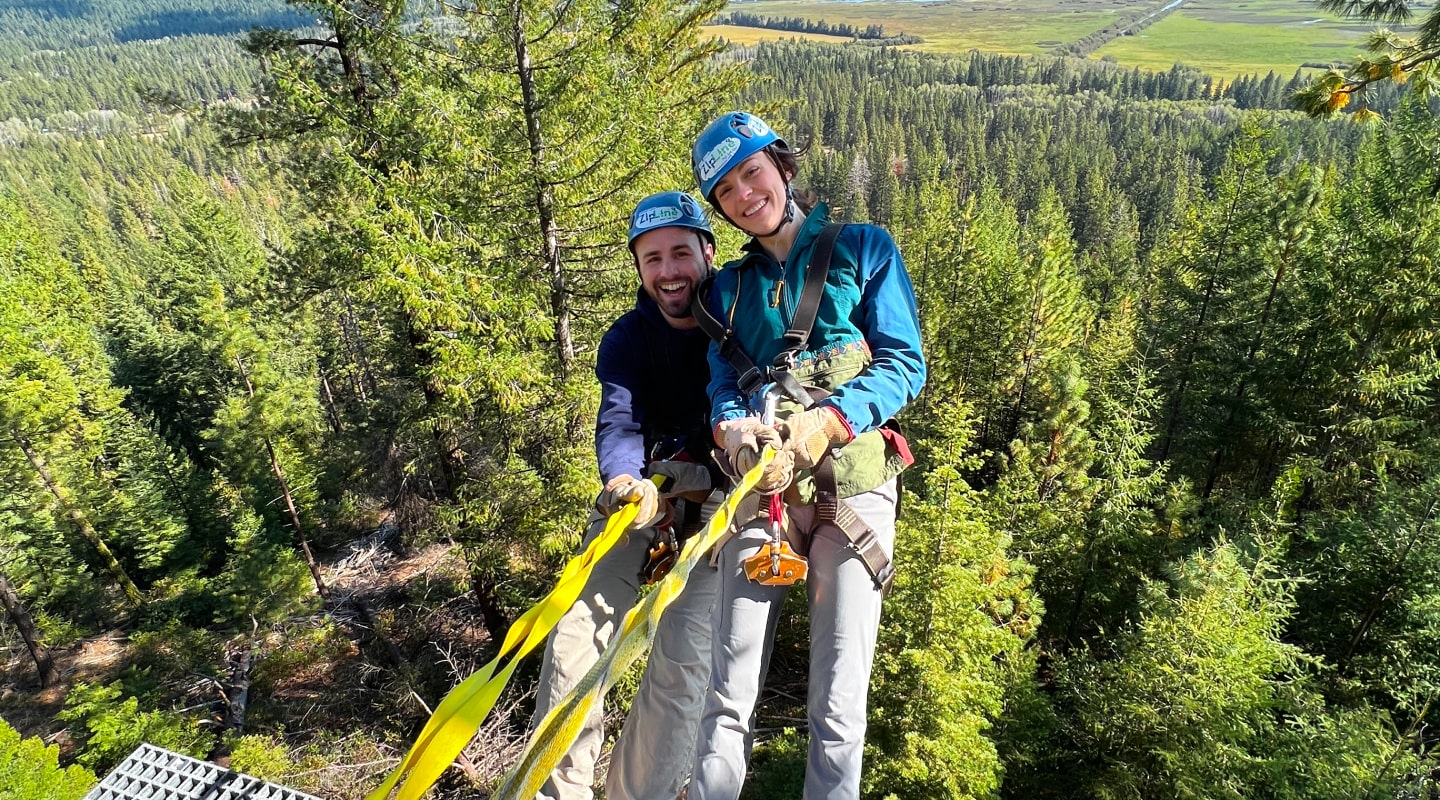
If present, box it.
[365,501,643,800]
[489,447,774,800]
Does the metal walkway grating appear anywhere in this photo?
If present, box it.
[84,743,324,800]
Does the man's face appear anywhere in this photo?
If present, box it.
[633,226,713,328]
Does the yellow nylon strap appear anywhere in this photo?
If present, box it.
[489,447,775,800]
[366,501,642,800]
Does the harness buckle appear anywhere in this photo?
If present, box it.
[640,524,680,586]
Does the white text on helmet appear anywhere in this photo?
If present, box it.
[635,206,684,230]
[696,137,742,182]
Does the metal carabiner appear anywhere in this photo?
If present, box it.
[753,381,784,426]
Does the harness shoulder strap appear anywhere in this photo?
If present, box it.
[689,223,846,404]
[778,223,844,358]
[691,272,767,398]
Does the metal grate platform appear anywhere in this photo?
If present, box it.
[85,743,324,800]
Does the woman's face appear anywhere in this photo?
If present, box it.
[712,151,791,236]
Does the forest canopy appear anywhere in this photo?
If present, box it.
[2,1,1440,798]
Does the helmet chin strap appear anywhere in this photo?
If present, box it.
[755,185,797,240]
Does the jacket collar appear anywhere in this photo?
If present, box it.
[635,285,666,326]
[738,202,833,265]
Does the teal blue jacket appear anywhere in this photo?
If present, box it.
[705,204,926,435]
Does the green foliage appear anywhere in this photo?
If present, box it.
[211,503,317,626]
[864,478,1036,800]
[1041,541,1413,799]
[250,621,354,695]
[0,716,96,800]
[58,682,212,774]
[6,4,1440,796]
[740,728,807,800]
[226,732,297,782]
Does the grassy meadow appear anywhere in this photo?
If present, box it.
[708,0,1382,78]
[1093,0,1373,77]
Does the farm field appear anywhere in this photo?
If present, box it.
[1092,0,1374,77]
[714,0,1154,55]
[709,0,1380,77]
[706,23,858,44]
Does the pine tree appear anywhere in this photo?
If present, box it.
[1294,0,1440,118]
[0,193,147,612]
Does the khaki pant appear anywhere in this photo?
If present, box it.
[533,493,721,800]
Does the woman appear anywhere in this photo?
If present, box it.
[688,111,926,800]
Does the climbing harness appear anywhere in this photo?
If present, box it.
[640,524,679,586]
[691,223,899,594]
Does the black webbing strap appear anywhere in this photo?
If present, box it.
[691,275,768,397]
[777,223,843,361]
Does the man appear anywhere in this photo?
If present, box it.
[531,191,722,800]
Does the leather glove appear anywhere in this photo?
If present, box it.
[716,417,782,477]
[595,474,662,529]
[753,448,795,496]
[779,406,854,470]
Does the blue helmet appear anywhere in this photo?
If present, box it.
[691,111,786,203]
[627,191,713,253]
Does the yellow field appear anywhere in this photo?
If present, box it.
[703,23,858,45]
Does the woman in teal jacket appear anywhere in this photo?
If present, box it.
[689,111,926,800]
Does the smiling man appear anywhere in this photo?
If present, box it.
[529,191,723,800]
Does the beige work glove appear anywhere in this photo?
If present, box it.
[716,417,781,475]
[753,448,795,496]
[779,406,854,470]
[715,417,793,495]
[595,474,662,529]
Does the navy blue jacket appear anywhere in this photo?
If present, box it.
[596,288,715,485]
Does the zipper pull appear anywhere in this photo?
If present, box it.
[771,279,784,308]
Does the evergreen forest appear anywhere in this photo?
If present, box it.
[3,0,1440,797]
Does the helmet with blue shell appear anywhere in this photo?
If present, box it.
[627,190,714,253]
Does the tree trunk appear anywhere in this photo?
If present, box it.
[223,643,252,734]
[12,429,143,607]
[234,357,328,599]
[404,313,465,501]
[470,568,509,645]
[338,289,375,405]
[511,0,575,380]
[0,570,60,688]
[1157,169,1247,463]
[1202,235,1294,497]
[319,369,344,434]
[1340,499,1438,668]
